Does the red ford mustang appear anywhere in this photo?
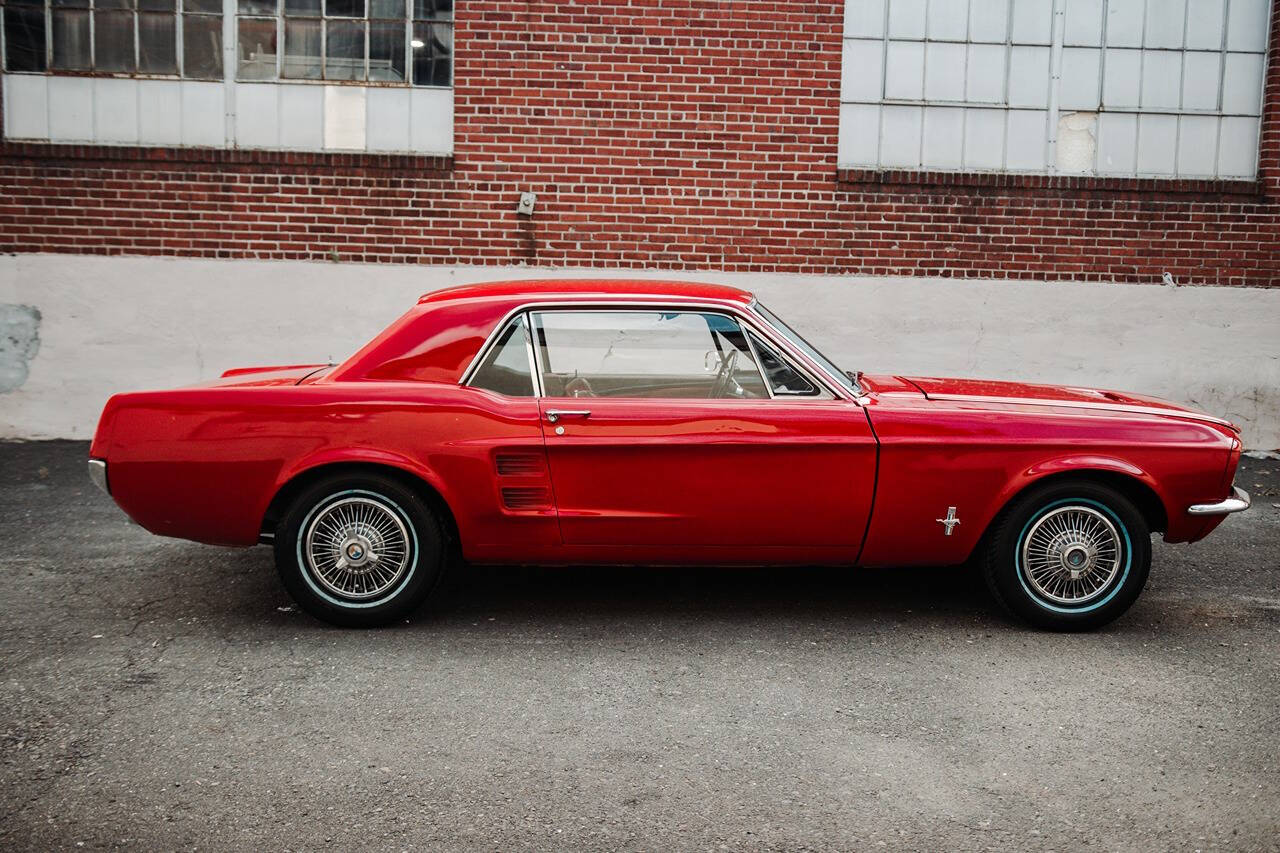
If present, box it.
[89,280,1250,630]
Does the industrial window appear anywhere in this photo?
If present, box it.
[1,0,224,78]
[838,0,1272,179]
[235,0,451,85]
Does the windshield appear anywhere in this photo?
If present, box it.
[752,303,860,395]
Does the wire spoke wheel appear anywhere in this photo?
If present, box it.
[1020,504,1123,607]
[302,495,412,601]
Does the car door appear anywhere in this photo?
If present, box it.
[529,307,877,558]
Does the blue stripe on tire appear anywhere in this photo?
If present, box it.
[1015,497,1132,615]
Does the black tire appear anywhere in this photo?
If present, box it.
[274,473,446,628]
[982,481,1151,631]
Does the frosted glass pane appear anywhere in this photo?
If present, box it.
[1097,112,1138,174]
[922,106,964,168]
[1221,52,1265,115]
[1225,0,1269,52]
[1144,0,1186,48]
[880,105,922,167]
[838,102,881,166]
[1217,116,1259,177]
[884,40,925,100]
[924,42,966,101]
[964,108,1004,169]
[1006,109,1047,170]
[1181,52,1221,111]
[842,38,885,102]
[1060,48,1101,110]
[887,0,926,39]
[965,43,1006,103]
[1102,49,1141,108]
[1176,115,1218,176]
[1140,51,1182,110]
[844,0,886,38]
[968,0,1009,42]
[1010,0,1052,43]
[1184,0,1226,50]
[1106,0,1145,47]
[1007,46,1050,107]
[926,0,968,39]
[1063,0,1104,46]
[1136,113,1177,175]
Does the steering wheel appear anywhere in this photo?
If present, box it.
[708,349,739,398]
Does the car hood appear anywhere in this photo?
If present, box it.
[899,376,1237,430]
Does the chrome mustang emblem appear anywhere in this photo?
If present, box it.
[936,506,960,536]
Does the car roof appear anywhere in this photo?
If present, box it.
[417,279,755,306]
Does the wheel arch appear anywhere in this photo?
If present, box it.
[975,466,1169,560]
[260,459,461,552]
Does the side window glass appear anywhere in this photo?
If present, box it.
[531,310,769,400]
[745,329,828,398]
[468,314,534,397]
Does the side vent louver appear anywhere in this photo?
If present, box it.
[501,487,551,510]
[496,452,545,476]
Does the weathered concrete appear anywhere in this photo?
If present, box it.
[1,441,1278,850]
[2,254,1278,445]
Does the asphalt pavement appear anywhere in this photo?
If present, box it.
[1,441,1278,851]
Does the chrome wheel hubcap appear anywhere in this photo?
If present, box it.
[303,496,411,601]
[1021,505,1122,605]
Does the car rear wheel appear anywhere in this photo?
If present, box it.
[982,481,1151,631]
[274,474,445,627]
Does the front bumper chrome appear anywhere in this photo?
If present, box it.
[88,458,109,495]
[1187,486,1250,516]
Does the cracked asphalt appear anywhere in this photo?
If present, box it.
[1,440,1278,851]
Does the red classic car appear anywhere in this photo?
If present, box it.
[89,280,1250,630]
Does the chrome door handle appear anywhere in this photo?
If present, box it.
[546,409,591,423]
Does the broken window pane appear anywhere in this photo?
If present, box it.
[282,17,320,78]
[139,12,178,73]
[183,14,223,78]
[368,20,405,81]
[52,10,92,70]
[3,6,47,72]
[94,10,137,72]
[324,19,364,80]
[237,17,278,79]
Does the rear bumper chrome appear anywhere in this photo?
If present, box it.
[1187,486,1250,516]
[87,458,109,495]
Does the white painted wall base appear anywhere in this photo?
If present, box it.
[2,254,1277,447]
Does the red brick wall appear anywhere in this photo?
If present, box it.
[1,1,1277,285]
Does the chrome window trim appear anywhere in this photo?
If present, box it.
[458,298,850,401]
[461,311,540,398]
[746,299,866,402]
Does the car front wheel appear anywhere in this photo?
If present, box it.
[982,481,1152,631]
[274,474,445,627]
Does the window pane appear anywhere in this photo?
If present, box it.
[3,6,47,72]
[370,0,403,17]
[138,12,177,72]
[412,0,451,21]
[369,20,405,81]
[237,17,277,79]
[139,0,175,10]
[745,330,822,397]
[183,0,221,12]
[411,21,450,86]
[94,10,137,71]
[238,0,277,12]
[324,19,365,80]
[283,18,320,77]
[754,304,856,394]
[469,317,535,397]
[534,312,765,400]
[326,0,364,16]
[51,0,90,7]
[183,13,223,78]
[284,0,321,14]
[52,10,91,70]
